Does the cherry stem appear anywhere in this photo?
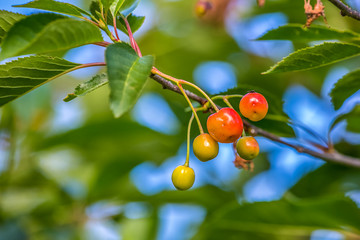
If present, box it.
[151,68,219,111]
[185,114,194,167]
[179,80,219,111]
[93,41,112,47]
[222,97,233,109]
[123,16,142,57]
[112,13,120,41]
[211,94,243,102]
[82,17,100,27]
[177,82,204,134]
[212,94,244,109]
[242,129,246,137]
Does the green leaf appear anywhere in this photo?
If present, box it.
[37,118,182,165]
[90,1,144,34]
[119,0,140,16]
[14,0,90,18]
[63,73,108,102]
[105,43,154,118]
[194,197,360,240]
[253,115,295,137]
[330,69,360,110]
[118,14,145,35]
[110,0,125,15]
[0,10,25,44]
[0,56,79,107]
[257,24,360,42]
[0,13,103,60]
[330,104,360,133]
[291,164,360,198]
[101,0,115,11]
[263,42,360,74]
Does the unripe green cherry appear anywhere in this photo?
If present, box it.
[193,133,219,162]
[236,136,259,160]
[171,165,195,191]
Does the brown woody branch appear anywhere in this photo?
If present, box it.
[150,73,360,168]
[327,0,360,21]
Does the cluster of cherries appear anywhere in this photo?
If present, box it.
[172,92,269,191]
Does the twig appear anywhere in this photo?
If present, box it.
[150,73,360,168]
[150,73,207,105]
[327,0,360,21]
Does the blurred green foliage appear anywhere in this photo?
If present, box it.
[0,0,360,239]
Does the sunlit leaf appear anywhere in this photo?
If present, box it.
[63,73,108,102]
[14,0,90,17]
[119,0,140,16]
[0,13,103,60]
[263,42,360,74]
[0,56,79,107]
[110,0,125,15]
[257,24,360,42]
[118,14,145,35]
[194,197,360,240]
[101,0,115,11]
[291,164,360,198]
[90,2,144,34]
[105,43,154,118]
[330,69,360,110]
[0,10,25,44]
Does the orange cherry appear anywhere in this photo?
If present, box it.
[206,108,243,143]
[239,92,268,122]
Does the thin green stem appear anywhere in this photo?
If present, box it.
[211,94,243,102]
[185,114,194,167]
[227,94,244,99]
[179,80,219,111]
[242,129,246,137]
[194,105,209,112]
[222,97,233,109]
[177,82,204,134]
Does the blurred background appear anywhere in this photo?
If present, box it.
[1,0,360,239]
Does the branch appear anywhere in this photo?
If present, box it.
[150,73,360,168]
[327,0,360,21]
[150,74,207,105]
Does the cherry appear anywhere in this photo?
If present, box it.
[171,165,195,191]
[193,133,219,162]
[236,136,259,160]
[207,107,243,143]
[239,92,268,122]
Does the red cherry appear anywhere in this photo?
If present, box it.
[239,92,268,122]
[206,108,243,143]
